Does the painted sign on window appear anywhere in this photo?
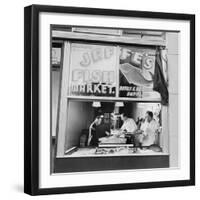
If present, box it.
[119,46,160,98]
[69,43,117,97]
[52,48,61,65]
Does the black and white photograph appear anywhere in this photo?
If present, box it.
[51,26,173,173]
[24,5,195,195]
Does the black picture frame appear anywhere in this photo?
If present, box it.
[24,4,195,195]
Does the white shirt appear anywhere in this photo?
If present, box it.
[121,118,137,133]
[140,119,159,146]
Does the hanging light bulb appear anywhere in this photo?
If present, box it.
[115,102,124,107]
[92,101,101,107]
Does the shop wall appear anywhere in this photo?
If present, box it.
[132,103,144,121]
[132,103,161,122]
[51,70,60,137]
[64,101,94,150]
[166,32,179,167]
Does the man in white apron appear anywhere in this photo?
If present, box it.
[139,111,159,146]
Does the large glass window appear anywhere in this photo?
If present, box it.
[68,43,117,97]
[64,99,163,156]
[53,41,167,157]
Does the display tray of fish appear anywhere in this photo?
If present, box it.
[98,135,127,144]
[95,146,133,155]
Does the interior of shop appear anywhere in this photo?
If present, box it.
[63,100,162,156]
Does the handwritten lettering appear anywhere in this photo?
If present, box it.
[80,47,114,67]
[72,70,115,84]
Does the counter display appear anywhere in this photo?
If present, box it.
[98,135,127,144]
[65,145,163,157]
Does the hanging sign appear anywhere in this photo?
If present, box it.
[69,43,117,97]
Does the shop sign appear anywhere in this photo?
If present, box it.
[119,46,160,98]
[52,48,61,65]
[69,43,117,96]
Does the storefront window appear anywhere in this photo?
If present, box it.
[119,46,160,99]
[68,43,117,97]
[63,98,162,156]
[61,41,165,156]
[52,34,168,158]
[66,43,161,100]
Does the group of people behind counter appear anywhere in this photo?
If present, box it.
[87,111,160,148]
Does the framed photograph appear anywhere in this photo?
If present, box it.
[24,4,195,195]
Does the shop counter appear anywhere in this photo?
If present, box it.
[54,146,169,173]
